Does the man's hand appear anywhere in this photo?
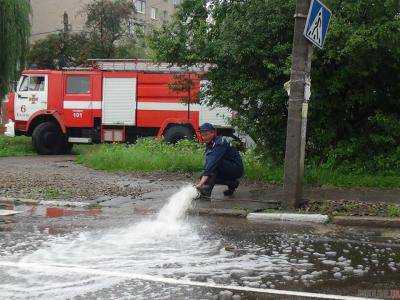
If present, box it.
[196,175,209,190]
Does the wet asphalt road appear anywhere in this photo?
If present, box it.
[1,200,400,300]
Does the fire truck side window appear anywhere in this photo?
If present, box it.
[19,76,29,91]
[66,76,90,94]
[28,76,45,91]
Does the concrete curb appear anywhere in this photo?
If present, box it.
[0,197,39,205]
[332,216,400,228]
[188,208,248,218]
[0,209,23,216]
[39,200,92,208]
[18,199,40,205]
[0,197,91,208]
[247,212,329,224]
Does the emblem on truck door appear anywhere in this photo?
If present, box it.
[28,94,38,104]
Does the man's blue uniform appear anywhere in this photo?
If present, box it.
[201,135,244,195]
[203,136,244,180]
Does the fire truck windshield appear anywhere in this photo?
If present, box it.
[19,75,45,92]
[19,76,28,91]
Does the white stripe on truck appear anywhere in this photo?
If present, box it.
[63,101,200,111]
[63,101,102,109]
[137,102,200,111]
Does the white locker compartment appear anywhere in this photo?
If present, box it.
[102,77,136,125]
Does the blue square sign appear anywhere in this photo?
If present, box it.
[303,0,332,49]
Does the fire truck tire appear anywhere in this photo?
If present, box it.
[64,142,73,154]
[164,125,194,143]
[32,122,68,155]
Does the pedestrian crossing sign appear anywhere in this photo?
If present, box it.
[303,0,332,49]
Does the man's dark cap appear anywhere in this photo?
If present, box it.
[199,123,215,132]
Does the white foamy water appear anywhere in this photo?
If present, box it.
[0,186,207,299]
[0,185,316,299]
[157,185,199,223]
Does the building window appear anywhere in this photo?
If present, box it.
[173,0,181,7]
[66,76,90,94]
[151,7,157,19]
[135,0,145,14]
[163,10,168,19]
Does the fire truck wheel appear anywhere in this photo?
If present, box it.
[64,142,73,154]
[32,122,68,155]
[164,125,194,144]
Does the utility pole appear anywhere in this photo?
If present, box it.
[63,11,70,33]
[283,0,313,209]
[59,11,70,69]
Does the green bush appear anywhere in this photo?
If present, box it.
[243,149,283,184]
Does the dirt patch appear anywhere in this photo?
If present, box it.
[0,155,147,201]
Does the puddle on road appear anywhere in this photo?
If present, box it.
[45,207,102,218]
[1,202,102,219]
[0,186,400,299]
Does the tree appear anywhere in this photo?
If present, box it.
[84,0,135,58]
[28,34,60,69]
[310,0,400,170]
[149,0,295,161]
[28,33,91,69]
[149,0,400,169]
[28,0,139,68]
[0,0,30,100]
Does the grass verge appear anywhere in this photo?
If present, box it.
[263,199,400,218]
[77,138,400,189]
[302,199,400,218]
[244,151,400,188]
[0,135,36,157]
[2,135,399,189]
[76,138,204,173]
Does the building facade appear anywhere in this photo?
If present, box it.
[30,0,181,42]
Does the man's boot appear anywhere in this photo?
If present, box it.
[196,185,212,200]
[197,174,216,200]
[223,179,239,196]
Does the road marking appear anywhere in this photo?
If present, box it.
[0,261,377,300]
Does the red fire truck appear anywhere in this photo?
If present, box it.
[3,59,235,154]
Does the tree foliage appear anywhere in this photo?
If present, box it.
[311,0,400,170]
[149,0,400,168]
[28,33,89,69]
[0,0,30,99]
[28,0,139,69]
[84,0,135,58]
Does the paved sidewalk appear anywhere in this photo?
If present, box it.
[190,183,400,212]
[133,181,400,215]
[1,155,399,216]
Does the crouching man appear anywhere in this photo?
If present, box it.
[196,123,244,199]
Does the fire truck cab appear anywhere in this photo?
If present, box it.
[3,60,234,154]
